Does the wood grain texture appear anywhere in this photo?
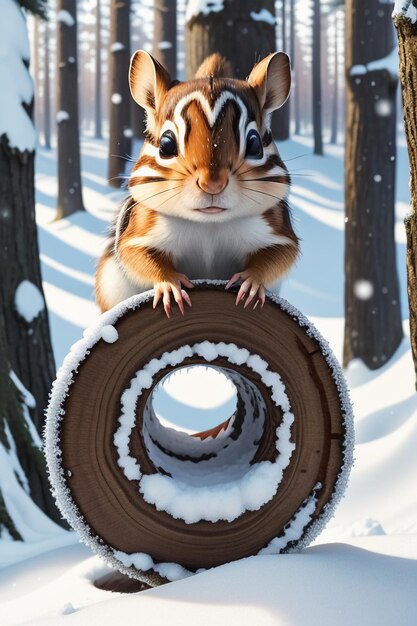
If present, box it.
[59,285,345,573]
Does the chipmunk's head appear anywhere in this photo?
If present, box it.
[128,50,291,222]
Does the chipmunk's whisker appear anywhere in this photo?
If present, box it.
[239,185,283,201]
[237,164,263,177]
[156,189,183,209]
[240,190,262,205]
[283,152,310,162]
[136,185,183,204]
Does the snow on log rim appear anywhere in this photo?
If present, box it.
[115,341,295,524]
[44,280,354,586]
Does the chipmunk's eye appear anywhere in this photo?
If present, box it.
[245,129,263,159]
[159,131,178,159]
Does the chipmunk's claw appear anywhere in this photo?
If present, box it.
[225,272,265,310]
[153,275,193,318]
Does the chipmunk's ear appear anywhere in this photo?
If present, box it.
[247,52,291,113]
[129,50,171,129]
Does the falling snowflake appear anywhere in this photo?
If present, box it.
[354,280,374,300]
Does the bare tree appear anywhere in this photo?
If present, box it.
[153,0,177,78]
[108,0,132,187]
[330,11,339,145]
[394,1,417,386]
[344,0,402,369]
[43,19,51,149]
[312,0,323,154]
[95,0,102,139]
[56,0,85,218]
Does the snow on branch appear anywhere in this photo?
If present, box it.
[185,0,224,23]
[393,0,417,23]
[250,9,276,25]
[56,10,75,27]
[350,47,399,79]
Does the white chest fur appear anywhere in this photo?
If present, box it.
[125,213,291,281]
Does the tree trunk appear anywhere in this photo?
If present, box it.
[56,0,85,218]
[0,0,65,534]
[0,136,56,435]
[95,0,102,139]
[394,8,417,386]
[274,0,290,141]
[330,11,339,145]
[108,0,132,188]
[343,0,402,370]
[43,20,51,149]
[312,0,323,155]
[152,0,177,78]
[185,0,276,81]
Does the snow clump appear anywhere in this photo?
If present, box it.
[14,280,45,322]
[56,111,70,123]
[56,10,75,27]
[250,9,276,25]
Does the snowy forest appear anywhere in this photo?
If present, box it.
[1,0,417,624]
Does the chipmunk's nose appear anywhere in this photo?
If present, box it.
[196,168,228,194]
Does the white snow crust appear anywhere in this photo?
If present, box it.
[44,280,354,584]
[0,0,35,152]
[185,0,224,23]
[14,280,45,323]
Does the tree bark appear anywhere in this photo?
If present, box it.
[394,10,417,386]
[330,11,339,145]
[152,0,177,78]
[185,0,276,80]
[43,20,51,149]
[56,0,85,218]
[108,0,132,188]
[95,0,102,139]
[344,0,403,369]
[0,136,56,434]
[312,0,323,155]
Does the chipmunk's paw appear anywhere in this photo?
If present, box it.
[225,272,266,309]
[153,274,194,318]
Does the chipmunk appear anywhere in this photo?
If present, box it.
[95,50,299,317]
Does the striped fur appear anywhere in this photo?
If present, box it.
[96,51,299,313]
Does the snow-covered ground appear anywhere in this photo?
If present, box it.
[2,134,417,625]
